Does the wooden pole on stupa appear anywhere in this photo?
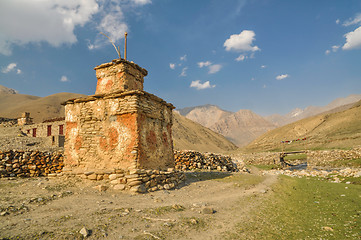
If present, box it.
[124,32,128,60]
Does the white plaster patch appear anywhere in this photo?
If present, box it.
[109,99,119,113]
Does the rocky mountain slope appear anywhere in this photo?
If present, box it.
[244,100,361,152]
[265,94,361,126]
[0,85,18,94]
[211,110,276,147]
[178,105,276,147]
[172,113,238,153]
[176,104,233,128]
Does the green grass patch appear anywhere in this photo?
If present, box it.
[284,153,307,161]
[250,164,280,170]
[330,158,361,168]
[226,175,361,239]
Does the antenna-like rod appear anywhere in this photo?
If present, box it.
[124,32,128,60]
[100,32,121,59]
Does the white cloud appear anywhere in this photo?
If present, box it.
[60,75,70,82]
[336,19,340,24]
[180,67,188,77]
[190,80,215,90]
[235,54,247,61]
[342,26,361,50]
[224,30,260,52]
[276,74,290,80]
[180,55,187,61]
[260,65,267,69]
[251,77,255,81]
[2,63,17,73]
[96,5,128,46]
[208,64,222,74]
[16,69,22,74]
[332,45,340,52]
[198,61,212,68]
[325,49,331,55]
[0,0,99,55]
[131,0,152,5]
[343,13,361,27]
[169,63,175,69]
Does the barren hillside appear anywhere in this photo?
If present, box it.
[0,92,87,123]
[265,94,361,126]
[178,105,276,147]
[244,100,361,152]
[172,113,238,153]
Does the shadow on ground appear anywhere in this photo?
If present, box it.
[183,171,232,185]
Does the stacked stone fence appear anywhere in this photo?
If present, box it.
[0,150,63,178]
[174,150,240,172]
[0,117,17,127]
[235,148,361,168]
[0,150,185,193]
[307,148,361,168]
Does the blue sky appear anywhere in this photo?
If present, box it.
[0,0,360,116]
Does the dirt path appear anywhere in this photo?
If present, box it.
[0,171,278,239]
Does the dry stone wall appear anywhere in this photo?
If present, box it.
[174,150,241,172]
[307,148,361,167]
[0,150,184,193]
[236,148,361,168]
[0,150,63,177]
[0,117,17,127]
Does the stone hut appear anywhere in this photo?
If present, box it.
[63,59,175,175]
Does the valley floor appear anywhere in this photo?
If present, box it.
[0,169,360,239]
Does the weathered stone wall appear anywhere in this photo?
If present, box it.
[95,59,147,94]
[307,148,361,167]
[0,117,17,127]
[138,93,174,170]
[64,91,174,173]
[0,150,63,177]
[174,150,240,172]
[0,150,185,193]
[236,148,361,167]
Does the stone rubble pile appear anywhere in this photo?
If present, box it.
[0,150,63,177]
[174,150,241,172]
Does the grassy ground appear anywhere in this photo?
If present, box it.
[224,175,361,239]
[329,158,361,168]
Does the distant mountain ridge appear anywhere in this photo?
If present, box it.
[0,84,18,94]
[265,94,361,126]
[177,105,276,147]
[244,100,361,152]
